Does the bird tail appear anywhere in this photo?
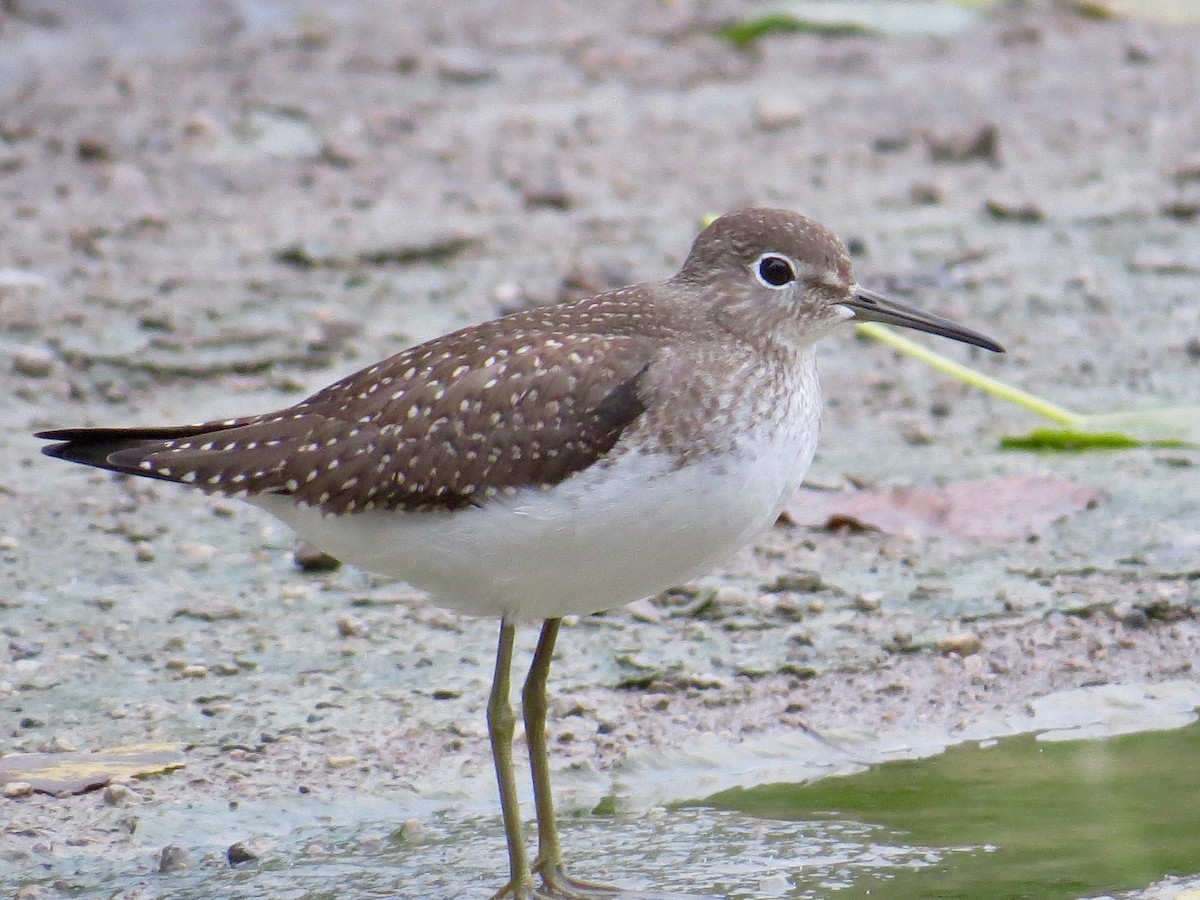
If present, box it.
[36,423,246,481]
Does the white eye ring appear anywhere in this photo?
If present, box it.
[754,253,798,289]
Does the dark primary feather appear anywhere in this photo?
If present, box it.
[37,292,665,514]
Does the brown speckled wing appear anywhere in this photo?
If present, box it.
[37,296,662,514]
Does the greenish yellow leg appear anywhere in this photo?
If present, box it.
[524,618,564,874]
[489,620,534,900]
[524,618,620,897]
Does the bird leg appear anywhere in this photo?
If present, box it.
[489,619,535,900]
[524,618,621,898]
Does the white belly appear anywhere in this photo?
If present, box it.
[252,377,821,622]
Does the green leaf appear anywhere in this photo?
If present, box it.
[718,14,871,49]
[999,429,1147,452]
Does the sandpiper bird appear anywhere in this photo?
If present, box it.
[38,208,1002,898]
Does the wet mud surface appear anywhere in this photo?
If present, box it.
[1,1,1198,897]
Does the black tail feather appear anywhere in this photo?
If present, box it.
[36,423,245,478]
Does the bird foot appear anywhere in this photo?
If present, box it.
[533,862,623,898]
[488,866,619,900]
[490,866,717,900]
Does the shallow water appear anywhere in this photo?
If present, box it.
[16,723,1200,898]
[705,722,1200,898]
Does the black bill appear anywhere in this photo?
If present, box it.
[844,287,1004,353]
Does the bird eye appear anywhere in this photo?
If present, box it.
[756,254,796,288]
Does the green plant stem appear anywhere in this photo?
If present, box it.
[856,322,1083,427]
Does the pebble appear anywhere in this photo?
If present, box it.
[326,755,358,769]
[1118,605,1150,630]
[766,571,825,593]
[158,844,191,873]
[103,783,141,805]
[1160,200,1200,221]
[178,664,208,679]
[12,345,54,377]
[936,631,983,656]
[926,122,1000,164]
[1129,246,1192,274]
[521,173,575,210]
[754,96,804,130]
[176,541,218,562]
[397,818,423,840]
[852,592,883,612]
[227,841,259,865]
[1124,35,1163,64]
[712,585,753,607]
[624,597,664,623]
[435,49,497,83]
[903,423,934,445]
[337,613,367,638]
[294,540,342,572]
[3,781,33,798]
[984,197,1045,222]
[909,181,944,205]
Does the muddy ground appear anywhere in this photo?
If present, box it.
[1,1,1198,898]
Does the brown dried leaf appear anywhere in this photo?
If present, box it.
[783,476,1102,544]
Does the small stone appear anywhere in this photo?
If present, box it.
[336,614,366,638]
[76,137,113,162]
[491,280,524,309]
[103,783,140,805]
[12,345,54,377]
[624,597,664,623]
[520,174,575,210]
[903,423,933,445]
[135,545,156,563]
[1185,337,1200,360]
[184,111,219,137]
[38,735,77,753]
[926,123,999,164]
[294,540,341,572]
[1124,36,1163,64]
[176,541,218,562]
[936,631,982,656]
[10,641,42,661]
[435,49,497,84]
[852,592,883,612]
[178,664,208,679]
[712,585,752,608]
[0,535,18,550]
[1174,158,1200,182]
[1119,605,1150,630]
[1161,200,1200,221]
[1129,246,1194,274]
[3,781,33,798]
[227,841,259,865]
[909,182,944,205]
[326,755,357,769]
[397,817,422,840]
[984,197,1045,223]
[765,571,826,593]
[158,844,191,873]
[754,96,804,131]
